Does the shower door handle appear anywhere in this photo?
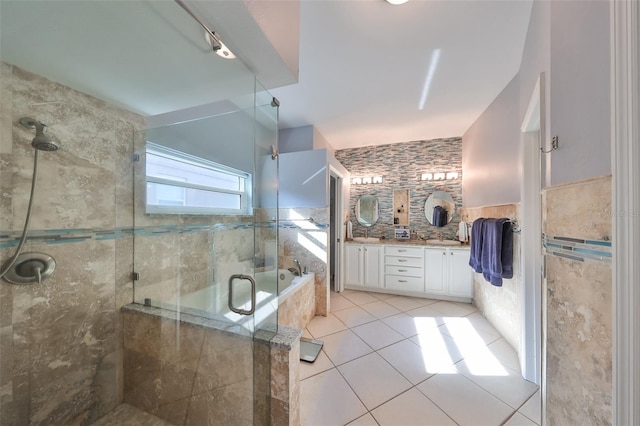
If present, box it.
[228,274,256,315]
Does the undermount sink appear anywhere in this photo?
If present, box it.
[424,239,461,246]
[352,237,380,243]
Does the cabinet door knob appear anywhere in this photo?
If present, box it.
[450,252,453,255]
[443,252,446,255]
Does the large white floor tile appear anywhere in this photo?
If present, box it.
[370,292,396,300]
[504,412,539,426]
[484,338,521,372]
[321,329,373,366]
[371,388,456,426]
[330,293,357,311]
[342,291,379,305]
[429,300,477,316]
[409,327,465,369]
[299,349,334,380]
[300,368,368,426]
[417,374,514,426]
[381,312,442,338]
[351,320,405,350]
[454,360,539,409]
[333,305,377,328]
[378,339,439,384]
[346,413,378,425]
[518,390,541,425]
[338,352,412,410]
[405,305,448,324]
[360,299,402,319]
[307,313,347,338]
[383,296,425,312]
[439,314,502,346]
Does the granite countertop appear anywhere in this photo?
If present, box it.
[345,239,470,248]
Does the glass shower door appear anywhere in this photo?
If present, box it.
[129,89,279,424]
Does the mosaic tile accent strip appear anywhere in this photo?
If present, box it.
[543,234,612,264]
[0,222,275,248]
[0,220,324,248]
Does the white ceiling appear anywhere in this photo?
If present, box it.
[271,0,533,150]
[0,0,533,151]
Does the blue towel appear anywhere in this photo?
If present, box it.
[432,205,447,227]
[480,218,513,286]
[469,218,486,272]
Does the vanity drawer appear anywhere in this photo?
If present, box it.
[385,265,423,278]
[385,255,423,268]
[385,246,423,257]
[385,275,424,292]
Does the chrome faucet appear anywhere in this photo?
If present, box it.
[364,229,368,238]
[293,258,302,277]
[437,231,443,241]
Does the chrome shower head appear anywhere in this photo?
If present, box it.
[19,117,60,151]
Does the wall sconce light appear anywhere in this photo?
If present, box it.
[352,176,383,185]
[421,171,459,181]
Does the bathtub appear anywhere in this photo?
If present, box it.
[174,269,314,329]
[277,268,314,303]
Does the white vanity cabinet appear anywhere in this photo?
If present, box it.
[424,247,473,299]
[344,244,383,288]
[384,246,424,292]
[344,242,473,302]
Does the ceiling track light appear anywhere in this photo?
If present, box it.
[175,0,235,59]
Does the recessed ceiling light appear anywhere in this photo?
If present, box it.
[385,0,409,5]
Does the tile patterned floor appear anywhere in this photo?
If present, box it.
[300,290,541,426]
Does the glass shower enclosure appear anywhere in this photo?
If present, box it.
[129,81,279,424]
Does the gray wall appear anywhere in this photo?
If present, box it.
[463,0,609,207]
[549,0,610,185]
[279,125,314,153]
[462,75,522,207]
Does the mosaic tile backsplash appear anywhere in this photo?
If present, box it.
[335,137,462,242]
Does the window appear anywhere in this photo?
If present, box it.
[145,142,251,215]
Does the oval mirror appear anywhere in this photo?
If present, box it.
[355,194,379,227]
[425,191,455,227]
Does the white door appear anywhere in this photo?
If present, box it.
[363,245,382,288]
[345,244,363,286]
[448,249,473,298]
[424,248,446,294]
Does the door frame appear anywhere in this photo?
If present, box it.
[611,1,639,424]
[329,165,345,293]
[520,73,544,387]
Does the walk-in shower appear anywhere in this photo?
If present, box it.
[0,117,58,284]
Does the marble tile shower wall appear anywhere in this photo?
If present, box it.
[335,138,462,241]
[279,207,329,316]
[542,175,612,425]
[0,63,145,424]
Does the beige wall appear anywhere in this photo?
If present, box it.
[543,175,612,424]
[460,204,522,359]
[0,62,144,424]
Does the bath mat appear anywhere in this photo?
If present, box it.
[300,337,324,363]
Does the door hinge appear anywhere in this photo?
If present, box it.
[131,272,140,281]
[132,154,140,162]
